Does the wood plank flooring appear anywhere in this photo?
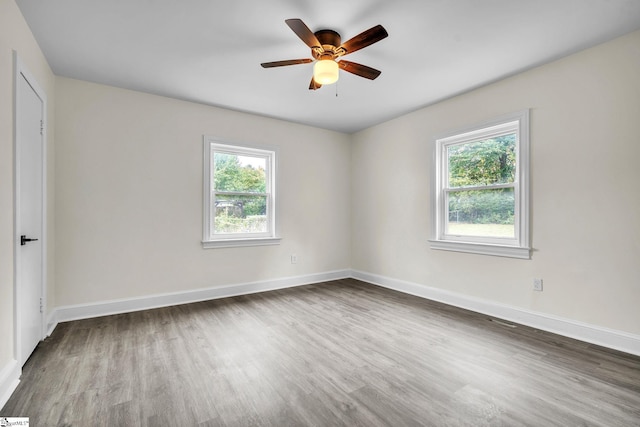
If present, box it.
[2,278,640,426]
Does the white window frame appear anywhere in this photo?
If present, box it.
[429,110,530,259]
[202,137,280,248]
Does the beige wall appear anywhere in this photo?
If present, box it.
[54,77,351,306]
[351,30,640,335]
[0,0,55,368]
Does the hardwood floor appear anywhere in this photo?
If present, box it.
[3,278,640,426]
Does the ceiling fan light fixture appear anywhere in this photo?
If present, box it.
[261,19,387,90]
[313,59,339,85]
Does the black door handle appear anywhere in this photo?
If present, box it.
[21,235,39,246]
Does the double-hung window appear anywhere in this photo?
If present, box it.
[430,110,530,258]
[203,137,279,248]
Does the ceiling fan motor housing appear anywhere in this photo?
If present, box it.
[312,29,342,59]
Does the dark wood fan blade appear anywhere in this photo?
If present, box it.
[261,59,313,68]
[338,60,381,80]
[286,19,322,49]
[340,25,388,55]
[309,77,322,90]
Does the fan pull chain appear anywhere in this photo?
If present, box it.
[335,81,339,97]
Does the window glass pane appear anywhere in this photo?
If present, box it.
[447,134,516,187]
[214,194,268,234]
[447,188,515,238]
[214,152,267,193]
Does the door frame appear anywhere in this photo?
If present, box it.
[13,51,48,365]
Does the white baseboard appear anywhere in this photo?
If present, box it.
[351,270,640,357]
[46,310,58,337]
[45,268,640,357]
[55,269,351,323]
[0,359,20,410]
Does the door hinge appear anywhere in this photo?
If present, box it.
[40,120,44,135]
[39,297,43,313]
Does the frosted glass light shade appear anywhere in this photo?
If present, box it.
[313,60,339,85]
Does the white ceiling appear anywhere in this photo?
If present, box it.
[16,0,640,133]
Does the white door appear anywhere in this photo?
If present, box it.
[16,65,45,366]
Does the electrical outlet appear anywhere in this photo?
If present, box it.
[533,278,543,292]
[291,254,298,264]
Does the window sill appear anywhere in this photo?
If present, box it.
[202,237,282,249]
[429,239,530,259]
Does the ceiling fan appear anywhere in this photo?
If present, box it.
[261,19,388,90]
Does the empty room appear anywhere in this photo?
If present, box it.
[1,0,639,425]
